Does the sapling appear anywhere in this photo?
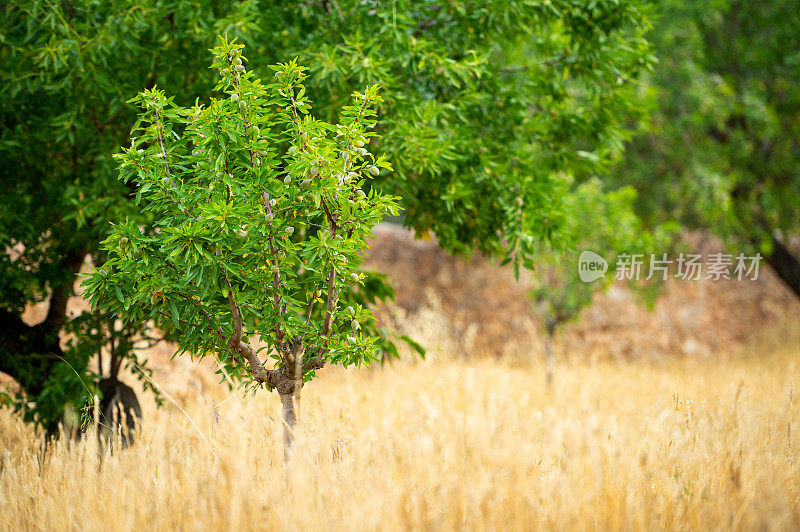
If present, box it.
[82,38,397,456]
[530,180,675,387]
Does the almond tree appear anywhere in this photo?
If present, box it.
[615,0,800,297]
[530,180,675,385]
[82,39,398,453]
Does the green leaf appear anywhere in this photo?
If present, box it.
[169,300,180,329]
[400,335,426,359]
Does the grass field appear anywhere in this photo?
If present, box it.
[2,340,799,531]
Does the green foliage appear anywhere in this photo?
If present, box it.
[82,39,399,391]
[1,0,251,430]
[531,180,676,333]
[275,0,658,272]
[616,0,800,252]
[2,0,231,309]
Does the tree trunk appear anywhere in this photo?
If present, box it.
[279,392,298,460]
[0,309,64,434]
[0,250,87,435]
[544,324,555,390]
[98,378,142,448]
[765,234,800,299]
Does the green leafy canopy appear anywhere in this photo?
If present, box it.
[83,38,399,392]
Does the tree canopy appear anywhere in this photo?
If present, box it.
[615,0,800,297]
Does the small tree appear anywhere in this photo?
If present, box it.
[82,39,398,454]
[531,180,674,385]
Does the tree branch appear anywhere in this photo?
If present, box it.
[322,266,337,338]
[292,338,305,400]
[152,103,171,175]
[221,276,286,387]
[261,191,287,350]
[231,67,256,167]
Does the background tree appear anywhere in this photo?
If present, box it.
[530,179,674,385]
[1,0,655,430]
[614,0,800,297]
[1,0,242,432]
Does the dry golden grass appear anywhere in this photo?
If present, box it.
[2,342,800,531]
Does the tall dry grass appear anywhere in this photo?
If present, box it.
[1,343,799,531]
